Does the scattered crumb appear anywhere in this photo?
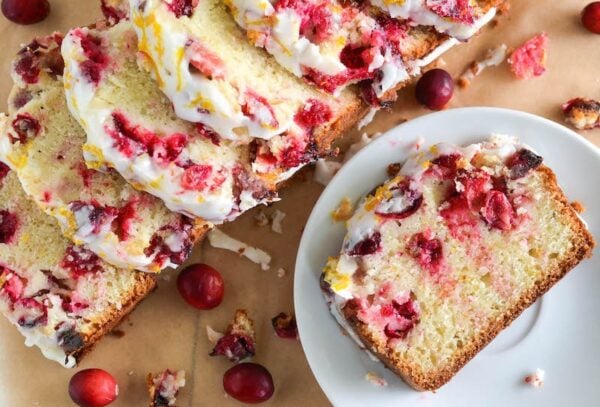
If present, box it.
[524,368,545,388]
[571,201,585,214]
[148,370,186,407]
[508,33,548,79]
[206,325,225,344]
[208,229,272,270]
[128,370,134,376]
[276,268,286,278]
[271,210,286,234]
[254,210,269,226]
[160,273,172,282]
[109,329,125,338]
[365,371,388,387]
[387,163,402,176]
[458,44,507,88]
[314,159,342,186]
[562,98,600,130]
[358,108,378,130]
[331,197,354,222]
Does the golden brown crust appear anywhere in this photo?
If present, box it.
[71,272,157,363]
[342,165,594,391]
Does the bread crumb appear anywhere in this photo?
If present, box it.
[458,44,507,88]
[314,159,342,186]
[365,371,388,387]
[254,210,269,226]
[331,197,354,222]
[206,325,225,344]
[387,163,402,176]
[277,268,286,278]
[524,368,545,388]
[570,201,585,214]
[128,370,134,376]
[208,229,271,270]
[271,210,286,234]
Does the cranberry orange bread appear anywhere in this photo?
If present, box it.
[62,21,287,223]
[0,34,206,273]
[322,136,594,391]
[127,0,363,143]
[147,369,186,406]
[0,167,156,367]
[227,0,501,103]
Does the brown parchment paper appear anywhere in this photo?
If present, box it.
[0,1,599,406]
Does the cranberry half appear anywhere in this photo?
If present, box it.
[177,263,224,310]
[415,69,454,110]
[223,363,275,404]
[2,0,50,25]
[68,369,118,407]
[582,2,600,34]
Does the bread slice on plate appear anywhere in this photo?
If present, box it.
[0,34,207,273]
[322,135,594,391]
[0,168,156,367]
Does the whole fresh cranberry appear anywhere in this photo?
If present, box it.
[223,363,274,404]
[415,68,454,110]
[177,263,224,309]
[68,369,118,407]
[1,0,50,25]
[582,2,600,34]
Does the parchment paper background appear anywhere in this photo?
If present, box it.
[0,0,598,405]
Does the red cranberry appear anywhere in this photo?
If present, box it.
[241,91,279,129]
[0,210,18,244]
[177,263,224,310]
[196,123,221,146]
[506,149,543,179]
[68,369,118,407]
[415,68,454,110]
[1,0,50,25]
[60,246,104,278]
[100,0,128,24]
[15,298,47,327]
[407,233,444,274]
[271,312,298,339]
[582,2,600,33]
[223,363,274,404]
[145,221,194,267]
[429,153,461,179]
[211,333,255,362]
[10,114,40,144]
[481,190,514,231]
[375,182,423,220]
[347,231,381,256]
[181,164,213,191]
[294,99,332,129]
[383,297,419,339]
[166,0,198,18]
[187,39,226,80]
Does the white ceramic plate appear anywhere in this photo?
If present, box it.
[294,108,600,407]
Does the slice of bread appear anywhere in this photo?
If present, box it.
[322,136,594,391]
[63,20,349,223]
[128,0,363,144]
[0,34,207,273]
[147,369,186,407]
[226,0,503,103]
[0,168,156,367]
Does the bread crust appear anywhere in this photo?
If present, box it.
[342,165,595,391]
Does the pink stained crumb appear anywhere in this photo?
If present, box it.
[425,0,475,24]
[508,33,548,80]
[524,369,545,388]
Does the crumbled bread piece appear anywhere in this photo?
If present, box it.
[147,369,186,406]
[508,33,548,79]
[271,210,286,234]
[208,229,271,270]
[524,369,545,388]
[210,310,256,362]
[365,371,388,387]
[571,201,585,214]
[562,98,600,130]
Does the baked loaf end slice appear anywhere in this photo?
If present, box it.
[0,167,156,367]
[323,136,594,391]
[1,34,208,273]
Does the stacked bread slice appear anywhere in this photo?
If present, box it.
[0,0,502,366]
